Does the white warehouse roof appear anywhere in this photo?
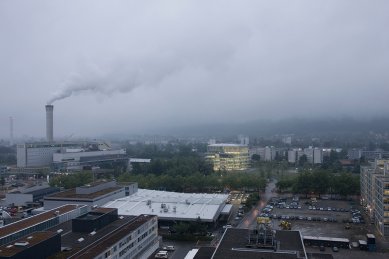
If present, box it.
[103,189,229,222]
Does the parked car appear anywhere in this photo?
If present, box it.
[162,246,175,251]
[155,251,168,258]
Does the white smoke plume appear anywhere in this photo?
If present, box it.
[47,57,180,104]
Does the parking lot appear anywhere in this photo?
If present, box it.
[259,196,389,253]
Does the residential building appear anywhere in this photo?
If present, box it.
[264,146,276,161]
[361,159,389,236]
[206,144,249,171]
[304,147,314,164]
[238,135,249,145]
[288,149,297,164]
[313,148,323,164]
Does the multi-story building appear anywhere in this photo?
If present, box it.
[313,148,323,164]
[238,135,249,145]
[304,147,314,164]
[288,150,296,164]
[348,149,389,161]
[361,159,389,236]
[207,144,249,171]
[264,146,276,161]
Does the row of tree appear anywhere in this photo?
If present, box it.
[276,170,360,197]
[118,171,266,193]
[131,156,213,176]
[49,172,93,189]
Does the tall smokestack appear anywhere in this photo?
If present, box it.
[45,105,54,142]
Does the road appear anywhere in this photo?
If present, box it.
[237,179,278,228]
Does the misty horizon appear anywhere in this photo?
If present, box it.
[1,1,389,139]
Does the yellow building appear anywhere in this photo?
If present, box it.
[206,144,249,171]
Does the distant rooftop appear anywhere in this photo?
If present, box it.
[45,187,122,201]
[208,143,247,147]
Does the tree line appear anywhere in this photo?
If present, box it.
[276,170,360,198]
[118,171,266,193]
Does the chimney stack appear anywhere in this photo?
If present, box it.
[45,105,54,142]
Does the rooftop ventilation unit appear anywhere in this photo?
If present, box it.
[77,238,85,243]
[27,236,33,240]
[57,229,63,234]
[89,231,96,236]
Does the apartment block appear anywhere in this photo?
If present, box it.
[360,160,389,236]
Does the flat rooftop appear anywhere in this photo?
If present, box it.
[0,231,58,257]
[103,189,228,222]
[0,205,82,239]
[201,228,306,259]
[48,214,154,259]
[45,187,122,200]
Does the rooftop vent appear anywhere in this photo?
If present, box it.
[119,216,124,219]
[89,231,96,236]
[6,245,13,249]
[27,236,33,240]
[77,238,85,243]
[57,229,63,234]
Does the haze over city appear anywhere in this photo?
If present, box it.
[1,0,389,138]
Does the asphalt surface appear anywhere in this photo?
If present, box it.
[237,179,278,228]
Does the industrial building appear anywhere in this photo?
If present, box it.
[16,140,127,171]
[44,180,138,210]
[5,183,60,207]
[206,144,249,171]
[360,159,389,237]
[103,188,230,223]
[17,105,128,170]
[0,206,158,259]
[52,148,128,171]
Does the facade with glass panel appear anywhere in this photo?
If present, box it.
[206,144,249,171]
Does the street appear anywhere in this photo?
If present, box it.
[237,179,278,228]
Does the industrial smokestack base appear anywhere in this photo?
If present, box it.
[45,105,54,142]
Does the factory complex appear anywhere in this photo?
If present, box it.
[16,105,129,171]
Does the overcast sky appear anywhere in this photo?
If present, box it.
[1,0,389,139]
